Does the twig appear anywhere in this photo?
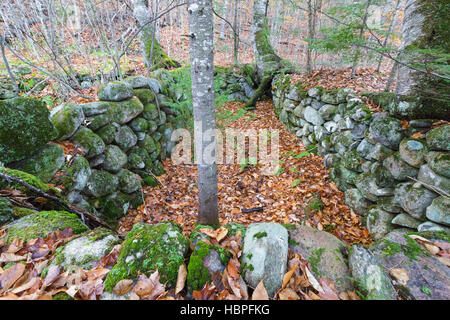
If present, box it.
[0,172,113,230]
[407,176,450,197]
[24,77,50,97]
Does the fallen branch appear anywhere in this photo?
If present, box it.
[407,176,450,197]
[0,172,113,231]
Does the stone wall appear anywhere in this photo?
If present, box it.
[1,75,179,228]
[272,74,450,240]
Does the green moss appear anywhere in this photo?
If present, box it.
[0,167,60,195]
[13,206,36,218]
[380,235,430,261]
[253,231,267,239]
[282,223,297,231]
[103,222,189,292]
[224,223,247,237]
[133,89,156,104]
[52,292,74,300]
[3,210,88,244]
[308,248,325,276]
[186,241,214,292]
[0,97,57,164]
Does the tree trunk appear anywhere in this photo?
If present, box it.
[245,0,290,109]
[376,0,401,72]
[395,0,450,120]
[188,0,219,227]
[133,0,180,71]
[232,0,240,66]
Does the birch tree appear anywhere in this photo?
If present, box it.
[188,0,219,226]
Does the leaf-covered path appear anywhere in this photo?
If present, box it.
[118,99,371,246]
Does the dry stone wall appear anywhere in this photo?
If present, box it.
[272,74,450,240]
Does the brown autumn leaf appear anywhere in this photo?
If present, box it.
[136,271,165,300]
[282,264,298,288]
[11,277,40,294]
[5,238,24,254]
[41,265,61,290]
[175,263,187,295]
[0,263,26,294]
[113,279,134,296]
[227,260,240,279]
[199,228,218,239]
[278,288,300,300]
[318,277,340,300]
[390,268,409,286]
[216,227,229,242]
[252,280,269,300]
[0,252,27,264]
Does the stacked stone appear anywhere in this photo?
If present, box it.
[272,74,450,240]
[49,77,173,226]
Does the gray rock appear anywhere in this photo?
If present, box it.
[324,121,338,133]
[80,101,111,116]
[47,229,120,271]
[109,98,144,124]
[426,196,450,226]
[391,213,422,229]
[354,172,394,202]
[383,152,419,181]
[242,223,288,297]
[293,105,304,118]
[418,221,450,233]
[307,87,320,97]
[373,231,450,300]
[348,245,397,300]
[426,125,450,151]
[366,207,395,240]
[368,117,404,150]
[345,188,372,216]
[399,138,428,168]
[303,106,324,126]
[65,156,91,191]
[288,225,353,292]
[367,143,393,162]
[357,139,374,159]
[394,183,438,220]
[318,104,337,121]
[0,197,14,226]
[417,164,450,193]
[115,126,138,151]
[427,152,450,178]
[98,81,134,101]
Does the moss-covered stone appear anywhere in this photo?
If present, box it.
[103,222,189,292]
[89,192,131,226]
[0,167,60,195]
[129,117,149,133]
[108,98,144,125]
[98,81,134,102]
[427,152,450,178]
[103,145,128,173]
[0,97,57,164]
[96,124,117,145]
[12,206,36,218]
[83,169,118,198]
[19,143,65,182]
[368,116,404,150]
[117,169,141,194]
[114,126,137,151]
[138,134,156,154]
[399,138,428,168]
[62,156,91,192]
[426,125,450,151]
[1,210,88,244]
[46,227,120,273]
[133,89,156,105]
[142,103,159,121]
[71,127,105,158]
[50,103,85,141]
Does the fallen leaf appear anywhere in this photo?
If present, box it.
[0,263,26,294]
[282,264,298,288]
[252,280,269,300]
[41,265,60,290]
[390,268,409,286]
[278,288,300,300]
[0,253,27,264]
[113,279,134,296]
[175,264,187,295]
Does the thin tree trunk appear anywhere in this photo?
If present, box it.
[133,0,179,71]
[351,0,372,78]
[232,0,240,66]
[188,0,219,226]
[385,60,398,91]
[376,0,401,72]
[0,36,20,96]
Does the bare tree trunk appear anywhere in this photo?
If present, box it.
[351,0,372,78]
[385,60,398,92]
[133,0,179,71]
[188,0,219,226]
[0,35,20,96]
[376,0,401,72]
[232,0,240,66]
[219,0,230,40]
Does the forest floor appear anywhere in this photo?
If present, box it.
[118,98,371,246]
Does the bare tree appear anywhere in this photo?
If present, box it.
[188,0,219,226]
